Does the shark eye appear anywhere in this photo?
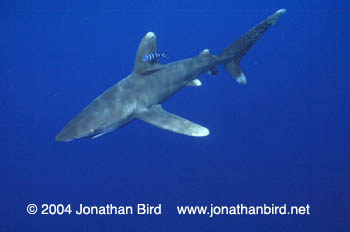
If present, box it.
[89,129,95,134]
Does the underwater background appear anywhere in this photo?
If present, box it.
[1,0,349,231]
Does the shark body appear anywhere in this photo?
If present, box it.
[56,9,286,142]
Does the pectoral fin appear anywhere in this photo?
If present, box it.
[136,105,209,137]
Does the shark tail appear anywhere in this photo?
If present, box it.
[219,9,286,85]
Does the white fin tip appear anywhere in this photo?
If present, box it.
[237,73,247,85]
[276,9,287,14]
[193,79,202,86]
[146,32,155,38]
[191,127,210,137]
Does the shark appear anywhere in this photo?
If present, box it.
[55,9,286,142]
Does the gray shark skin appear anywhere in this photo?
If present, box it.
[55,9,286,142]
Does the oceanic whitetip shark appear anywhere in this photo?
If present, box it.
[56,9,286,142]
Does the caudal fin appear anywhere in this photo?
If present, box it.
[220,9,286,85]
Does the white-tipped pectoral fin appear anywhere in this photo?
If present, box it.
[272,9,287,25]
[136,105,209,137]
[190,126,209,137]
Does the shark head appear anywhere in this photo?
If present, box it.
[55,74,138,142]
[55,98,124,142]
[55,109,110,142]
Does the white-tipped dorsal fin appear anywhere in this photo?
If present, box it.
[199,49,210,56]
[133,32,158,74]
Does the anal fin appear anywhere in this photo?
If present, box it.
[136,105,209,137]
[186,79,202,87]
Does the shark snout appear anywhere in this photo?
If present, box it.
[55,127,76,142]
[55,120,87,142]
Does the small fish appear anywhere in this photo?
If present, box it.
[142,51,169,62]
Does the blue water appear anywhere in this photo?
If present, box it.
[1,0,349,231]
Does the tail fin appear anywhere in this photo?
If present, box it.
[162,51,169,59]
[220,9,286,85]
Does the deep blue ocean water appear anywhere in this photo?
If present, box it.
[1,0,349,231]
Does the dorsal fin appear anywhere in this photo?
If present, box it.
[199,49,210,56]
[133,32,158,74]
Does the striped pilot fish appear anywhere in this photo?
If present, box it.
[142,51,169,62]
